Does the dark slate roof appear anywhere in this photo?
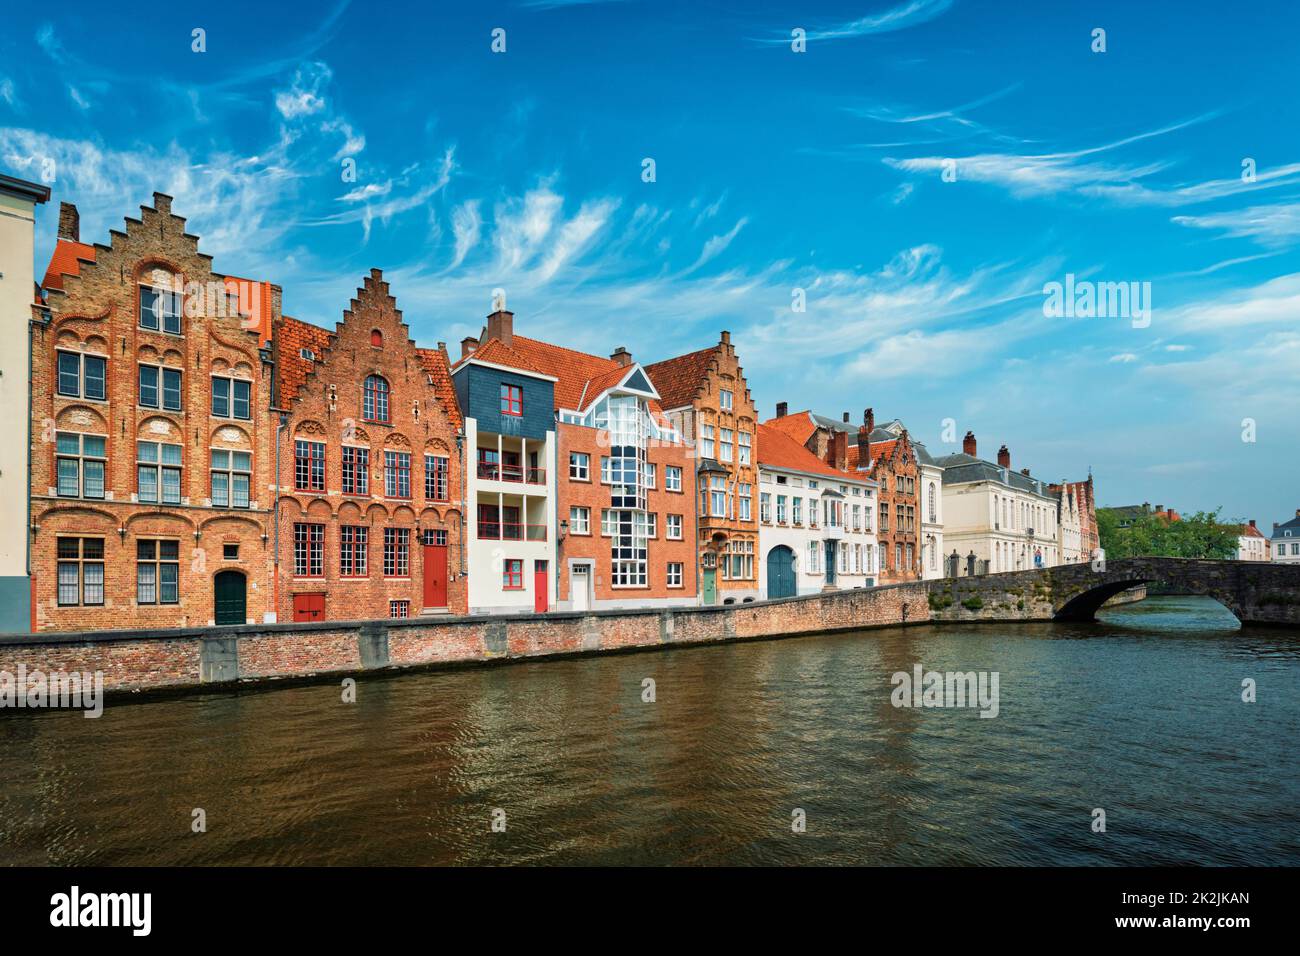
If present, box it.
[936,452,1050,496]
[811,413,858,434]
[912,439,939,467]
[1271,514,1300,537]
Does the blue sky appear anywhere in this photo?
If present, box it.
[3,0,1298,525]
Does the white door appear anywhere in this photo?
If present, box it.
[572,565,590,612]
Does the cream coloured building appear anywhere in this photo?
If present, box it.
[0,174,50,633]
[937,433,1061,575]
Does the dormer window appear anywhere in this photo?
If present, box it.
[363,374,390,423]
[139,284,183,335]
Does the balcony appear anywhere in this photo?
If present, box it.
[477,461,546,485]
[477,521,547,541]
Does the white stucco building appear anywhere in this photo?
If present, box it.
[1054,482,1084,564]
[756,423,879,598]
[937,433,1061,575]
[1234,520,1268,562]
[1270,511,1300,564]
[0,174,50,633]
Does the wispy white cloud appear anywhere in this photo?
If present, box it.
[275,62,331,119]
[1173,200,1300,247]
[761,0,955,44]
[449,200,482,270]
[0,78,17,109]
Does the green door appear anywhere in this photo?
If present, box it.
[214,570,246,626]
[702,567,716,605]
[767,546,796,598]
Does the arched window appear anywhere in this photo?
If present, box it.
[371,329,383,348]
[363,375,390,422]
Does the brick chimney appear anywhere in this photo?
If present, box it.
[1249,519,1257,529]
[997,444,1010,468]
[610,346,632,367]
[486,308,514,347]
[830,431,848,472]
[858,408,874,451]
[1156,504,1164,514]
[57,201,79,241]
[460,336,478,359]
[963,431,976,456]
[775,401,788,418]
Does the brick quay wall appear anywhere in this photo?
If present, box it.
[0,581,947,696]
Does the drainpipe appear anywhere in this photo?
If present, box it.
[273,412,287,617]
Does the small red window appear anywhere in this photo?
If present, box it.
[503,558,523,589]
[370,329,383,347]
[501,384,523,417]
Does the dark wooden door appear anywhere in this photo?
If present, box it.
[214,570,246,625]
[423,545,448,608]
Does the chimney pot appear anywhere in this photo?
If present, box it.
[610,346,632,367]
[1156,504,1164,514]
[843,411,850,423]
[997,444,1010,468]
[1020,467,1030,476]
[775,401,788,418]
[962,431,976,456]
[1249,519,1256,528]
[460,336,478,359]
[57,202,80,242]
[720,330,731,345]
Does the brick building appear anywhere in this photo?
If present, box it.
[453,304,697,612]
[646,332,758,604]
[272,270,466,622]
[30,193,277,631]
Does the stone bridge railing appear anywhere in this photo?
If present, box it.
[921,557,1300,626]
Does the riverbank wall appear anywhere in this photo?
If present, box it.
[0,579,947,695]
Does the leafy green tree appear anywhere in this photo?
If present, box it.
[1098,507,1238,559]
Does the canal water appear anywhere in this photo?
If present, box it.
[2,596,1297,866]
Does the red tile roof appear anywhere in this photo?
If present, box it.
[758,423,863,481]
[415,346,463,430]
[761,410,817,446]
[42,239,96,290]
[459,334,671,419]
[643,345,717,410]
[277,316,334,405]
[455,337,548,377]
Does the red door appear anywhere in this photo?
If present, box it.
[293,593,325,622]
[423,544,448,608]
[534,560,548,613]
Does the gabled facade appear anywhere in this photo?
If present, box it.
[756,423,879,598]
[272,270,466,622]
[1051,482,1084,564]
[30,193,277,631]
[453,306,559,614]
[646,332,758,604]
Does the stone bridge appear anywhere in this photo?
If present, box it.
[923,557,1300,626]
